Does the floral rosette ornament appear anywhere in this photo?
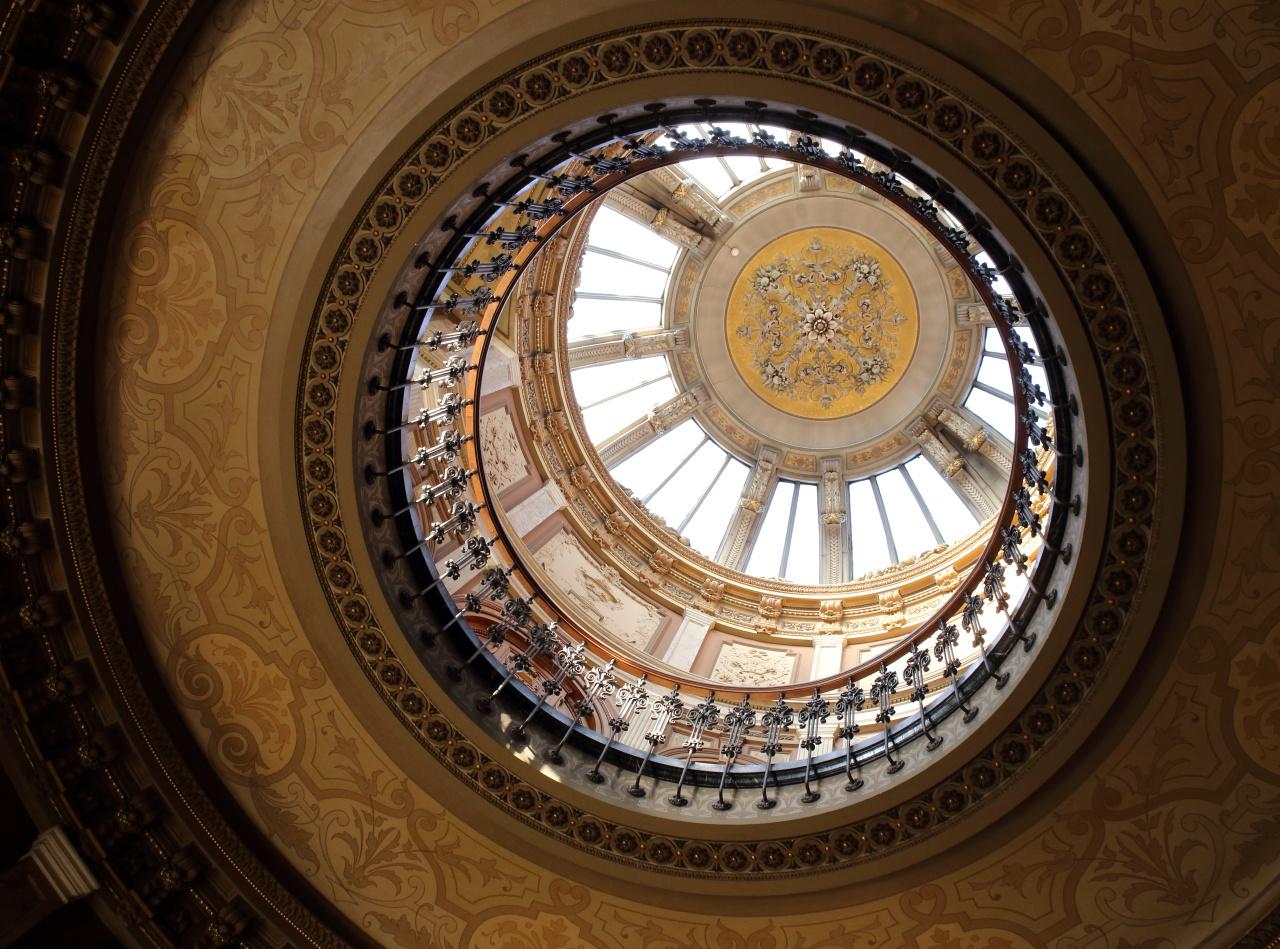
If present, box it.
[735,237,907,410]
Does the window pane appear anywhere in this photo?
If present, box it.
[782,483,819,584]
[745,482,794,578]
[1026,362,1048,395]
[1011,328,1041,359]
[905,456,978,541]
[577,251,669,297]
[678,157,734,198]
[567,298,662,339]
[589,207,678,267]
[581,377,675,442]
[610,420,702,499]
[573,358,667,404]
[571,357,668,407]
[984,326,1004,354]
[937,204,963,230]
[715,121,753,140]
[722,154,766,186]
[977,356,1014,394]
[652,125,698,150]
[684,459,749,559]
[877,468,938,560]
[965,388,1016,441]
[848,480,891,577]
[647,441,725,528]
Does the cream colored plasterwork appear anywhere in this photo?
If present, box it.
[505,480,566,537]
[88,10,1280,946]
[534,530,663,650]
[710,642,797,686]
[480,407,531,494]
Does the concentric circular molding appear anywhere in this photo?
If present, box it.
[354,111,1075,834]
[293,23,1160,880]
[704,208,939,441]
[388,130,1048,699]
[0,0,1210,940]
[408,128,1049,697]
[511,164,1020,625]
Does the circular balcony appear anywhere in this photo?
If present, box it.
[354,104,1083,839]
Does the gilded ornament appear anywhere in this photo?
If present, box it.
[726,228,918,418]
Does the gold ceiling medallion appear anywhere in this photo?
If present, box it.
[726,228,918,418]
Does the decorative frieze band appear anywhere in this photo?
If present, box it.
[567,327,689,369]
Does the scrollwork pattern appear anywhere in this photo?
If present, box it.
[57,2,1277,947]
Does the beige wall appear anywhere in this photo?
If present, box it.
[87,1,1279,946]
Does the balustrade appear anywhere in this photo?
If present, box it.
[360,113,1079,809]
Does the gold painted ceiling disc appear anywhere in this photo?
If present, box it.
[725,226,919,420]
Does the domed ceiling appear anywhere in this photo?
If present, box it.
[0,2,1275,947]
[724,226,919,419]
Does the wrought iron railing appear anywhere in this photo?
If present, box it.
[363,104,1080,809]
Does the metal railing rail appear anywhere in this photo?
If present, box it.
[361,105,1080,805]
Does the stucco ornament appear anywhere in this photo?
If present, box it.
[734,234,907,411]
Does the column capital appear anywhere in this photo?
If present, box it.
[28,826,98,903]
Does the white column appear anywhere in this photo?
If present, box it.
[662,608,714,671]
[818,457,848,582]
[480,342,518,395]
[505,480,566,538]
[717,448,778,569]
[809,634,845,681]
[28,826,98,902]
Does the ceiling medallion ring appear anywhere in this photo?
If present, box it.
[727,227,918,418]
[297,27,1152,876]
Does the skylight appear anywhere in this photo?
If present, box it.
[567,206,677,341]
[963,326,1022,442]
[845,461,979,579]
[609,419,748,560]
[653,122,792,198]
[561,157,1016,586]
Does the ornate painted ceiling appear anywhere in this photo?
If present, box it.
[0,1,1277,947]
[724,226,919,418]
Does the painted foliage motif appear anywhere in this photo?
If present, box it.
[727,228,917,418]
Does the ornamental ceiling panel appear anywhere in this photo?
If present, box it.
[724,227,919,418]
[2,0,1275,947]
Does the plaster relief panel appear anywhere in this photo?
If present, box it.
[479,407,531,494]
[534,530,663,650]
[710,642,796,686]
